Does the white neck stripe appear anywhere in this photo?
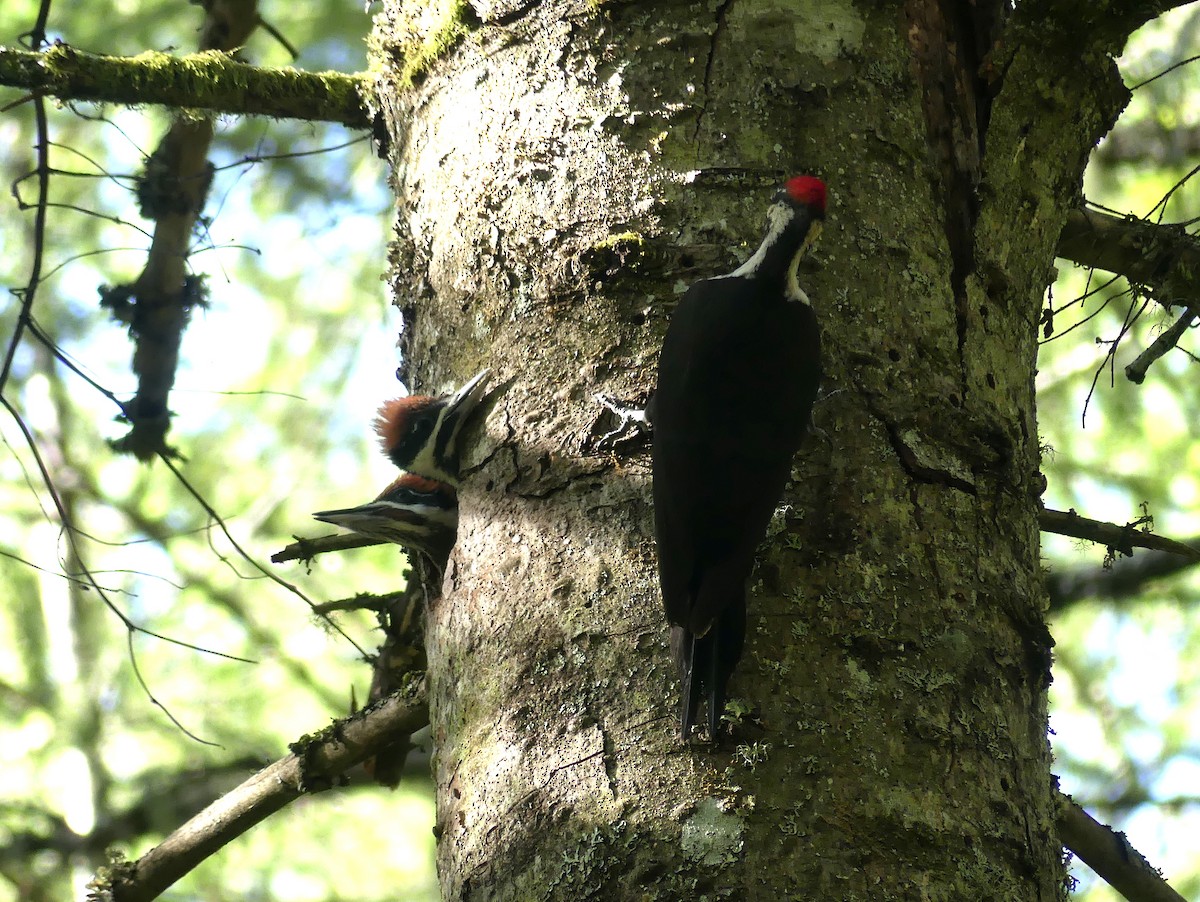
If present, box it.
[727,203,793,279]
[715,203,816,305]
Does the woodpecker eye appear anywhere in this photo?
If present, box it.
[393,415,435,464]
[409,417,434,445]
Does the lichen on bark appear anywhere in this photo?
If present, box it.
[370,0,1134,897]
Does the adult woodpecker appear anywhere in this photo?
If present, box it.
[651,175,826,740]
[312,473,458,559]
[375,369,491,486]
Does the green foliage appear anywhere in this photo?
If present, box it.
[1038,9,1200,900]
[0,2,437,900]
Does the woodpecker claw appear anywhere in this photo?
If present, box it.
[588,392,652,452]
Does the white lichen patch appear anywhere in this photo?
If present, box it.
[728,0,866,63]
[681,797,745,867]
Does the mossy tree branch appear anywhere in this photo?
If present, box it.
[91,680,429,902]
[0,44,372,128]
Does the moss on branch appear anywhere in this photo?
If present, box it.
[0,43,372,128]
[369,0,477,89]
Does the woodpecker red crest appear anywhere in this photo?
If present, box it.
[784,174,826,212]
[651,175,826,740]
[313,473,458,557]
[375,369,490,486]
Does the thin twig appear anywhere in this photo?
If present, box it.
[1124,303,1199,383]
[159,455,370,660]
[0,86,49,394]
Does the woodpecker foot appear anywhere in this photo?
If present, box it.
[587,392,652,453]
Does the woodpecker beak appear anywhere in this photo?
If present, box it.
[433,368,492,479]
[798,219,823,258]
[445,368,491,420]
[448,367,489,410]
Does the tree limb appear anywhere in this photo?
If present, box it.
[1054,206,1199,382]
[1039,508,1200,559]
[1055,206,1200,310]
[1095,124,1200,165]
[271,531,385,563]
[93,680,429,902]
[0,44,372,128]
[1047,536,1200,611]
[1017,1,1197,56]
[1058,792,1188,902]
[1124,302,1200,383]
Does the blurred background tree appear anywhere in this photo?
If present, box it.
[0,1,1196,900]
[0,2,438,900]
[1039,6,1200,899]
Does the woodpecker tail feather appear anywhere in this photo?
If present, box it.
[670,626,730,741]
[671,626,701,739]
[670,600,748,742]
[706,638,724,739]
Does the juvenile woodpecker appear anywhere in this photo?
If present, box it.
[651,175,826,740]
[309,369,488,552]
[312,473,458,559]
[375,369,491,486]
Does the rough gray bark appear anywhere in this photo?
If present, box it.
[371,0,1132,897]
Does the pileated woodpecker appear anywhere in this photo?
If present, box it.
[313,473,458,558]
[310,369,489,552]
[307,370,489,787]
[651,175,826,740]
[375,369,490,486]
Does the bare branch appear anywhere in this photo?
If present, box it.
[1124,303,1199,383]
[1039,508,1200,559]
[0,44,372,128]
[311,590,408,615]
[96,681,429,902]
[1055,206,1200,309]
[1058,792,1188,902]
[1047,537,1200,610]
[272,531,385,563]
[1096,124,1200,165]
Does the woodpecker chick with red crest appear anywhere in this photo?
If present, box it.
[309,369,488,553]
[375,369,491,486]
[313,473,458,559]
[651,175,826,740]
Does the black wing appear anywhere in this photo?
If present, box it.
[651,275,820,636]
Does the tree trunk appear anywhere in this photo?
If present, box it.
[372,1,1128,897]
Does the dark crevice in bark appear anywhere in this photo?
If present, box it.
[879,413,977,495]
[904,0,1007,376]
[691,0,734,147]
[600,724,619,799]
[906,483,948,600]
